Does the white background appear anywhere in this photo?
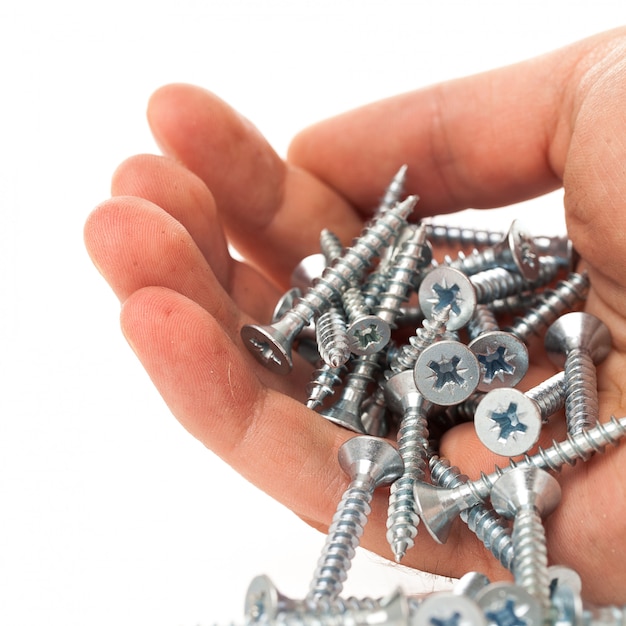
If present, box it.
[1,2,625,625]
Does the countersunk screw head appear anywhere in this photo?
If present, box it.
[468,331,529,392]
[413,340,481,405]
[347,315,392,355]
[474,388,542,457]
[476,582,543,626]
[418,266,477,331]
[544,312,611,367]
[490,466,561,519]
[502,219,540,282]
[240,323,293,375]
[414,591,487,626]
[244,574,295,622]
[338,435,404,486]
[290,252,327,292]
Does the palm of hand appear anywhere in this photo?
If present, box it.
[84,30,626,604]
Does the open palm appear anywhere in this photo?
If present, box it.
[84,28,626,604]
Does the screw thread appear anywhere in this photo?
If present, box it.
[386,405,429,561]
[295,199,414,326]
[316,307,351,368]
[505,272,589,343]
[468,304,500,338]
[429,456,514,571]
[564,348,600,434]
[446,247,501,276]
[512,507,551,611]
[306,364,345,410]
[374,225,431,327]
[375,164,408,216]
[424,222,503,249]
[342,286,370,324]
[487,290,540,316]
[525,372,566,421]
[308,477,374,604]
[471,260,558,304]
[458,417,626,502]
[319,229,344,264]
[390,306,451,374]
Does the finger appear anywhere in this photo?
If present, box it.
[561,35,626,344]
[147,84,363,286]
[110,153,231,287]
[288,30,626,216]
[84,195,279,324]
[121,285,507,581]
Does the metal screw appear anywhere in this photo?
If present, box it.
[307,435,403,607]
[544,312,612,434]
[241,196,416,374]
[475,582,543,626]
[384,370,431,562]
[473,387,543,457]
[413,416,626,542]
[490,467,561,612]
[418,266,477,331]
[504,272,589,344]
[467,305,529,392]
[429,456,514,570]
[413,591,487,626]
[470,260,559,304]
[315,304,352,368]
[413,340,481,406]
[445,219,540,282]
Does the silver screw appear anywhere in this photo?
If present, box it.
[413,591,487,626]
[467,305,529,392]
[504,272,589,345]
[544,312,612,434]
[291,253,328,293]
[475,582,543,626]
[445,219,540,282]
[473,387,543,457]
[343,286,391,356]
[306,363,346,410]
[315,304,352,368]
[490,467,562,612]
[418,266,477,331]
[413,416,626,542]
[376,164,409,215]
[384,370,431,562]
[307,435,403,607]
[428,456,513,570]
[470,260,559,304]
[413,340,481,406]
[241,196,416,374]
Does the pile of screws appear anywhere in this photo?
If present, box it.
[228,166,626,625]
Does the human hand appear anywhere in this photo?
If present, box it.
[84,27,626,604]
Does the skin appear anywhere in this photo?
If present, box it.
[84,27,626,604]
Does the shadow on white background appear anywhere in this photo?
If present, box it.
[0,2,624,624]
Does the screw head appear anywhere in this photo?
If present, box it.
[468,331,529,391]
[544,312,611,367]
[413,340,481,406]
[240,323,293,375]
[490,466,562,519]
[413,591,487,626]
[474,388,542,457]
[348,315,392,355]
[290,252,326,292]
[338,435,403,487]
[244,575,295,622]
[475,582,543,626]
[418,266,477,331]
[502,219,541,282]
